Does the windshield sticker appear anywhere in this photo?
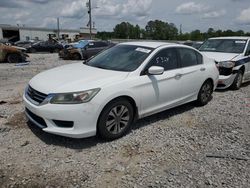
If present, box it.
[235,41,246,44]
[135,48,151,54]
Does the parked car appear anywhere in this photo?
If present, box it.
[24,42,219,140]
[59,41,114,60]
[0,43,29,63]
[14,40,38,48]
[26,41,63,53]
[182,41,203,49]
[200,37,250,90]
[191,41,203,49]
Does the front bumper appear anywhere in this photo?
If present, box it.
[23,94,98,138]
[216,73,237,89]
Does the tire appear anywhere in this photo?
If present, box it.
[231,70,243,90]
[72,53,81,60]
[196,80,213,106]
[54,48,60,53]
[97,99,134,140]
[30,48,36,53]
[7,54,21,63]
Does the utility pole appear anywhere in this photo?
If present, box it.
[57,17,60,40]
[179,24,182,35]
[87,0,92,39]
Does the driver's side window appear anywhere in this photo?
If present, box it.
[245,42,250,56]
[149,48,178,71]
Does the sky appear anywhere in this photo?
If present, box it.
[0,0,250,32]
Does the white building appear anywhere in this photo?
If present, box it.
[0,24,97,42]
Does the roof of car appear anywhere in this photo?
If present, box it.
[208,36,250,40]
[120,41,179,49]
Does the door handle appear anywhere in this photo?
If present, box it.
[175,73,182,79]
[200,67,206,71]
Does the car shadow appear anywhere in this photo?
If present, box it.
[27,102,196,150]
[133,102,195,130]
[241,82,250,88]
[27,122,102,150]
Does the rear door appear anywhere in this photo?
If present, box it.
[176,48,207,100]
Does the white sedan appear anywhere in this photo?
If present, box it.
[23,42,219,140]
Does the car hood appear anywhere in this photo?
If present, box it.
[29,63,129,94]
[201,52,240,62]
[13,46,26,51]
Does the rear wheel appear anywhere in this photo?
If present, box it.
[72,53,81,60]
[98,99,134,140]
[231,70,243,90]
[30,48,36,53]
[196,80,213,106]
[7,54,21,63]
[54,48,60,53]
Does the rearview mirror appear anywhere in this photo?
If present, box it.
[148,66,164,75]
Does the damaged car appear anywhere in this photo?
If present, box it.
[59,41,114,60]
[0,43,29,63]
[200,37,250,90]
[26,40,63,53]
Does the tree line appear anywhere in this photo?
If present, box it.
[96,20,250,41]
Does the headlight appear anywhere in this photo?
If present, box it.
[218,61,235,68]
[50,88,100,104]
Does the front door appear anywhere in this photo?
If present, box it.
[138,48,184,117]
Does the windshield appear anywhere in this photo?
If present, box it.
[74,40,89,48]
[86,45,153,72]
[199,39,247,53]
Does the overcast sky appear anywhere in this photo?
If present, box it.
[0,0,250,32]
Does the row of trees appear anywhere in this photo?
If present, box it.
[96,20,250,41]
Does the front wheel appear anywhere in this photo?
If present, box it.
[72,53,81,60]
[231,70,243,90]
[30,48,36,53]
[196,80,213,106]
[7,54,21,63]
[97,99,134,140]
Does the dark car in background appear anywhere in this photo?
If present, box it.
[14,40,39,49]
[26,41,63,53]
[59,41,115,60]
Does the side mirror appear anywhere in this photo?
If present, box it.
[148,66,164,75]
[246,50,250,56]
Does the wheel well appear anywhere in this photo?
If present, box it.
[72,52,81,57]
[239,66,245,74]
[204,78,214,89]
[97,96,138,130]
[6,53,20,60]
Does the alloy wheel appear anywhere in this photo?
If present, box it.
[105,105,130,134]
[200,83,212,103]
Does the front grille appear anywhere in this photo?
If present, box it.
[26,86,47,104]
[25,108,47,128]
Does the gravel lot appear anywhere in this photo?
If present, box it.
[0,54,249,188]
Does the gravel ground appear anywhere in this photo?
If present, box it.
[0,54,249,188]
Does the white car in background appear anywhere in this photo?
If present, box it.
[23,42,219,140]
[200,37,250,90]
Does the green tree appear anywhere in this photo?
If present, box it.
[145,20,178,40]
